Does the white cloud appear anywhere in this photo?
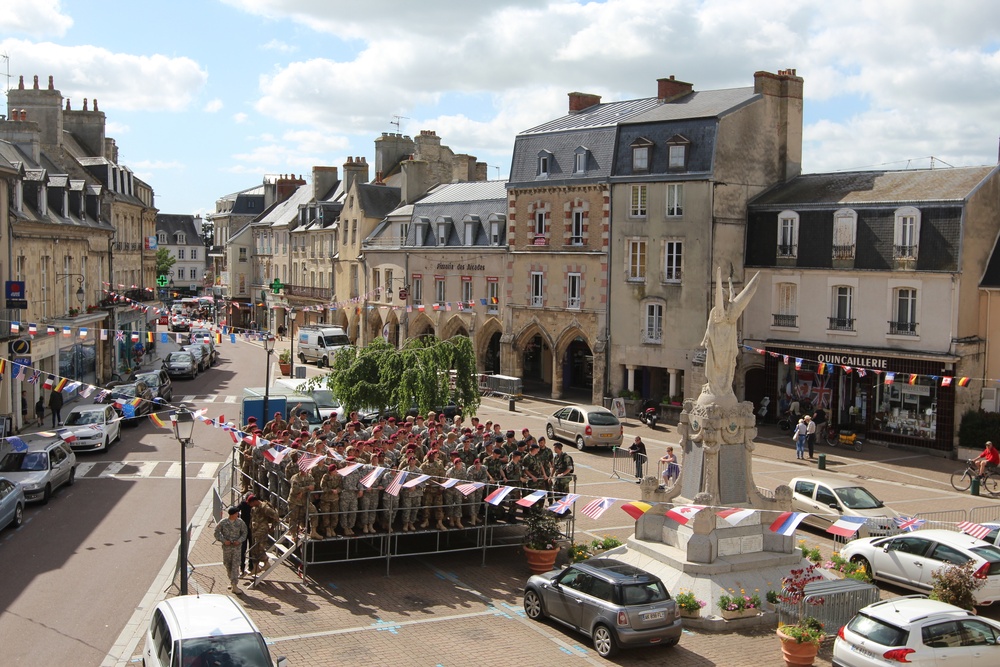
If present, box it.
[233,112,249,123]
[0,0,73,38]
[0,39,207,112]
[204,99,224,113]
[261,39,296,53]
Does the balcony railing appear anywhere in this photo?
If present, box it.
[832,244,855,259]
[893,244,918,259]
[888,320,918,336]
[285,284,330,300]
[772,313,798,327]
[364,236,406,248]
[828,316,855,331]
[660,269,682,283]
[777,243,797,258]
[530,295,544,307]
[567,297,581,309]
[642,328,663,344]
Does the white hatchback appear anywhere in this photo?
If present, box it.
[841,529,1000,605]
[62,404,122,452]
[143,594,287,667]
[833,595,1000,667]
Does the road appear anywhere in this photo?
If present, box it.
[0,335,269,666]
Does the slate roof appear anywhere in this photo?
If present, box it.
[750,166,997,208]
[356,183,401,219]
[519,98,662,135]
[613,118,718,177]
[155,214,202,244]
[508,126,618,186]
[406,181,507,247]
[622,87,758,124]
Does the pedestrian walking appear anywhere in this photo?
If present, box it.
[628,435,647,482]
[48,389,63,428]
[805,414,816,459]
[21,390,28,428]
[214,506,248,594]
[35,395,45,427]
[247,494,279,575]
[793,418,808,459]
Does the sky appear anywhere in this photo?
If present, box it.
[3,0,1000,217]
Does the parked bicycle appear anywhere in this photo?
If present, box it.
[950,459,1000,495]
[824,425,864,451]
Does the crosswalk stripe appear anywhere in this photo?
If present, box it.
[225,395,238,404]
[196,462,219,479]
[75,462,97,477]
[112,461,158,478]
[202,395,218,403]
[164,463,182,478]
[100,462,127,477]
[179,395,198,402]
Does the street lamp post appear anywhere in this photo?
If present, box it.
[288,309,298,379]
[172,407,196,596]
[263,334,275,424]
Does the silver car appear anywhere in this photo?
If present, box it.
[0,437,77,504]
[546,404,623,450]
[165,351,198,379]
[523,558,682,658]
[182,344,209,372]
[0,477,26,531]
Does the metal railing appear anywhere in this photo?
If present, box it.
[773,313,797,327]
[777,579,880,636]
[831,244,855,259]
[893,244,917,259]
[887,320,918,335]
[610,447,648,482]
[828,317,855,331]
[777,243,797,258]
[913,508,967,531]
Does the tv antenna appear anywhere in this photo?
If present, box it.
[390,115,409,132]
[1,53,10,95]
[488,164,501,180]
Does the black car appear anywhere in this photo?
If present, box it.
[523,558,682,658]
[135,369,174,403]
[98,381,154,425]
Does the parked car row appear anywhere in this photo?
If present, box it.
[164,336,219,380]
[0,437,77,514]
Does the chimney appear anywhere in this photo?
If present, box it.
[312,165,339,201]
[475,161,488,181]
[342,156,370,194]
[753,69,804,182]
[6,74,64,146]
[451,154,476,182]
[568,92,601,114]
[374,132,416,178]
[657,75,693,102]
[401,159,430,205]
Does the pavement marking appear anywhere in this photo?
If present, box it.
[76,462,97,477]
[268,609,499,643]
[225,395,238,404]
[74,460,217,481]
[164,463,182,478]
[102,462,127,476]
[111,461,158,478]
[196,462,220,479]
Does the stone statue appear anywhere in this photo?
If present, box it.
[699,267,759,406]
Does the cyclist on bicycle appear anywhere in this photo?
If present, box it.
[973,440,1000,478]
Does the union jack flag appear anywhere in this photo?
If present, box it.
[115,331,125,342]
[27,370,42,385]
[894,516,926,532]
[548,493,579,515]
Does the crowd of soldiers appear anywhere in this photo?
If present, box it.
[235,409,576,571]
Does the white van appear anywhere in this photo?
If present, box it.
[274,378,345,422]
[296,326,350,367]
[143,594,287,667]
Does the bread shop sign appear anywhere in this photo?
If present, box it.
[816,353,888,370]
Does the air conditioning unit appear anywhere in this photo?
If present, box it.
[981,387,998,413]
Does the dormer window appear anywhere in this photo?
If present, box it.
[157,232,167,245]
[437,223,448,244]
[894,206,921,260]
[832,208,857,259]
[630,137,653,172]
[177,233,186,244]
[666,134,690,171]
[574,147,589,174]
[537,150,553,178]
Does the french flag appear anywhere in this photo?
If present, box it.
[516,490,547,507]
[263,446,289,465]
[769,511,809,537]
[826,516,868,538]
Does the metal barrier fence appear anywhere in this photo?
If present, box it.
[969,505,1000,525]
[655,459,682,487]
[478,373,523,398]
[829,517,902,549]
[914,508,967,532]
[777,579,880,635]
[610,447,648,482]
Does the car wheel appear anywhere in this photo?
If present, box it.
[592,624,618,658]
[523,589,544,620]
[321,356,328,368]
[41,483,52,505]
[13,503,23,527]
[68,467,76,486]
[546,424,556,439]
[576,435,586,451]
[114,428,122,444]
[851,556,873,579]
[102,435,110,451]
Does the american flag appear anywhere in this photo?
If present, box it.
[548,494,579,515]
[456,481,484,497]
[435,478,459,489]
[298,453,322,472]
[580,497,615,520]
[385,471,408,497]
[337,463,364,477]
[360,466,386,488]
[958,521,992,540]
[894,516,926,532]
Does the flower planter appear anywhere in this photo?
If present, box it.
[279,362,291,376]
[777,629,820,667]
[679,608,701,619]
[523,546,559,574]
[721,608,761,620]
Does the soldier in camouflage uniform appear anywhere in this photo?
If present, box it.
[357,457,382,534]
[522,443,545,490]
[339,457,363,536]
[551,442,575,498]
[214,507,248,594]
[443,456,468,529]
[419,450,447,530]
[252,439,267,497]
[504,450,525,523]
[464,457,489,526]
[399,455,423,532]
[287,467,321,539]
[536,436,554,499]
[238,433,254,493]
[317,463,342,538]
[247,494,279,575]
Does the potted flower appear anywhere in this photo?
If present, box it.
[674,590,706,619]
[521,507,562,574]
[717,589,762,620]
[68,307,80,317]
[776,616,824,666]
[278,349,291,375]
[928,560,984,611]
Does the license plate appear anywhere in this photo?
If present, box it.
[642,611,665,621]
[600,433,615,438]
[850,644,877,659]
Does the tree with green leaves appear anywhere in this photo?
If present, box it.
[316,335,480,418]
[155,247,176,277]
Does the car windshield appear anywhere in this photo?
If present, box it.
[847,612,909,647]
[587,411,619,426]
[169,353,193,363]
[135,373,160,387]
[112,385,138,398]
[310,390,340,408]
[835,486,883,510]
[323,334,350,346]
[620,581,669,605]
[0,452,48,472]
[179,634,271,667]
[65,411,103,425]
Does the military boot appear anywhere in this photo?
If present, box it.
[309,527,323,540]
[454,518,464,529]
[436,519,447,531]
[419,518,429,529]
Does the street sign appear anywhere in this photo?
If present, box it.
[8,338,31,356]
[399,288,408,300]
[5,280,27,309]
[270,278,284,294]
[156,275,169,287]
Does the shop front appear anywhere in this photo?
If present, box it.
[762,344,957,452]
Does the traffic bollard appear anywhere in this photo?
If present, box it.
[971,477,981,496]
[817,453,826,471]
[508,396,516,412]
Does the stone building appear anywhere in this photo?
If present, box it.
[608,70,803,405]
[155,214,207,297]
[742,165,1000,453]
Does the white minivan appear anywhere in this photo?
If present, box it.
[296,326,350,367]
[143,594,287,667]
